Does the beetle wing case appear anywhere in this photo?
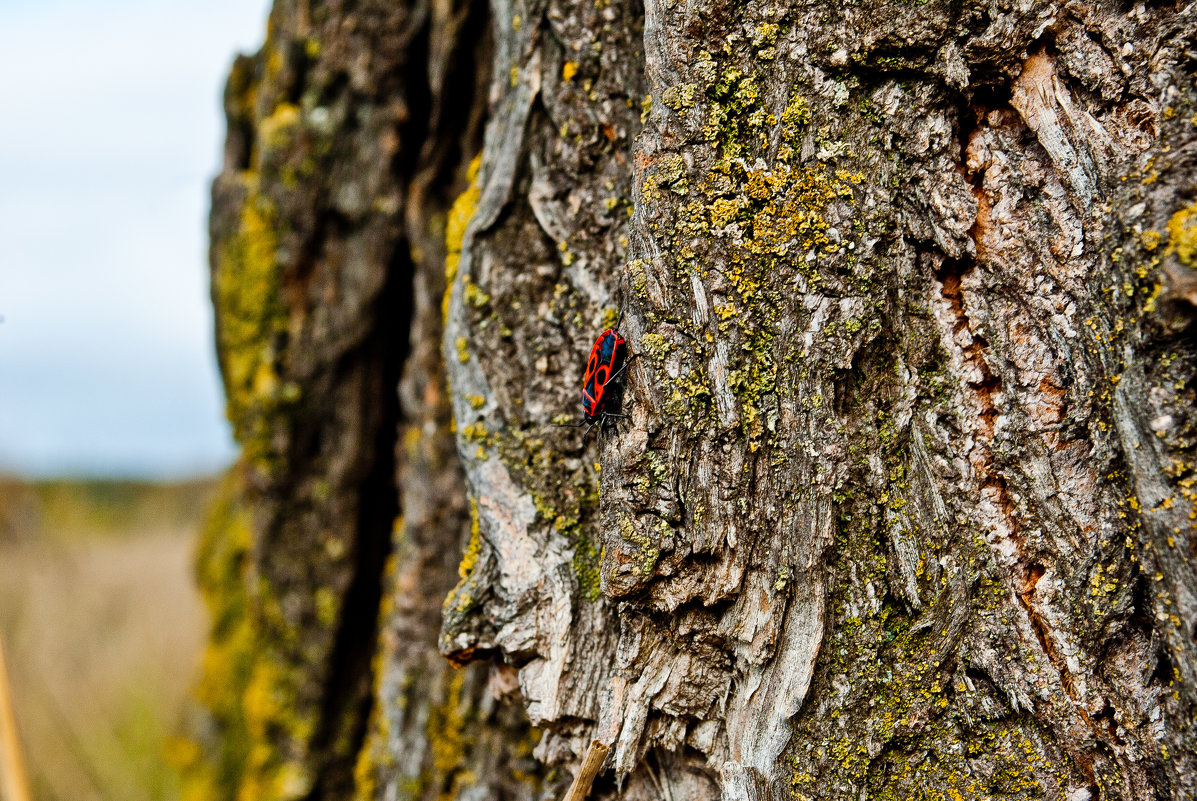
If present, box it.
[581,329,627,421]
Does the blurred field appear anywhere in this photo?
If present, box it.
[0,478,216,801]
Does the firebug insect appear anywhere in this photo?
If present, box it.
[557,313,638,436]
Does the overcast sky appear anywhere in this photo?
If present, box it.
[0,0,271,477]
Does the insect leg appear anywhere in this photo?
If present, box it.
[602,352,641,387]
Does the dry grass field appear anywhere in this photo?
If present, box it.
[0,479,215,801]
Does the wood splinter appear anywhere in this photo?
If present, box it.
[561,739,611,801]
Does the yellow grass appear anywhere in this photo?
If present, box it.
[0,632,33,801]
[0,479,213,801]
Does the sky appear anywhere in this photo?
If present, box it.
[0,0,272,478]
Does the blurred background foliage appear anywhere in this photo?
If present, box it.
[0,0,271,797]
[0,478,216,801]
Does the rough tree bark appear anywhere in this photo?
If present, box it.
[185,0,1197,800]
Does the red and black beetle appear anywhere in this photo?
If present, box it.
[558,313,637,435]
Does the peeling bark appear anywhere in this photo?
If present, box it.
[193,0,1197,799]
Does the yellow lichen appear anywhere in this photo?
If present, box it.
[461,421,488,442]
[258,103,301,152]
[212,176,294,474]
[443,502,485,614]
[1166,202,1197,267]
[314,586,338,626]
[458,501,483,578]
[179,474,316,801]
[426,671,471,801]
[443,156,483,319]
[463,277,491,308]
[662,82,698,111]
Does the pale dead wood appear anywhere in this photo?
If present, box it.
[719,762,772,801]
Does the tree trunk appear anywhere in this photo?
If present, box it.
[185,0,1197,800]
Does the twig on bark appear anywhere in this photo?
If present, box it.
[561,739,610,801]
